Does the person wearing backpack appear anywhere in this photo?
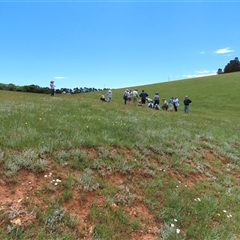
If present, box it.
[154,104,160,110]
[148,101,154,109]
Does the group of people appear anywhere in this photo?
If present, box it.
[121,89,192,113]
[100,90,113,102]
[100,88,192,114]
[148,94,192,113]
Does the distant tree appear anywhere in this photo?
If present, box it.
[217,68,223,74]
[0,82,101,94]
[7,83,17,91]
[0,83,7,90]
[224,57,240,73]
[55,89,62,94]
[73,87,79,93]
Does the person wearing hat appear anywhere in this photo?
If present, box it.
[50,80,55,96]
[100,95,107,102]
[161,98,168,110]
[132,89,138,106]
[107,89,112,102]
[123,89,129,104]
[183,95,192,113]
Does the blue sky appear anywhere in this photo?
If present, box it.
[0,1,239,90]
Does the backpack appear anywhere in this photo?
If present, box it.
[154,104,160,110]
[148,102,154,108]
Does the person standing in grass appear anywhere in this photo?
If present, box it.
[183,95,192,113]
[168,97,174,111]
[132,89,138,106]
[50,80,55,96]
[123,89,129,104]
[127,90,133,104]
[173,96,180,112]
[107,90,112,102]
[139,90,148,106]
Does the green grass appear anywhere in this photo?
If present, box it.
[0,72,240,239]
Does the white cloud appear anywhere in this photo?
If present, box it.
[183,70,216,79]
[200,51,205,54]
[54,76,67,80]
[215,47,234,54]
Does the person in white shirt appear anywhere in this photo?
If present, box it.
[132,89,138,106]
[173,96,180,112]
[107,90,112,102]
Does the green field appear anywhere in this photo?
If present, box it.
[0,72,240,239]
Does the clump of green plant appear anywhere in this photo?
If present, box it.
[62,176,75,201]
[34,159,48,173]
[132,219,141,231]
[8,205,34,220]
[116,158,135,174]
[4,150,48,176]
[78,168,99,192]
[0,150,4,163]
[55,150,69,164]
[36,202,80,237]
[7,224,24,239]
[160,223,177,240]
[90,204,131,240]
[68,149,89,170]
[45,208,65,233]
[112,185,135,206]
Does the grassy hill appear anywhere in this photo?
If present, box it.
[0,72,240,239]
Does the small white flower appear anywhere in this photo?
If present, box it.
[54,183,58,185]
[170,223,174,227]
[44,175,48,178]
[223,210,227,213]
[174,219,178,222]
[52,179,55,182]
[197,197,201,201]
[176,228,180,234]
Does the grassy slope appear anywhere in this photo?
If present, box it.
[0,72,240,239]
